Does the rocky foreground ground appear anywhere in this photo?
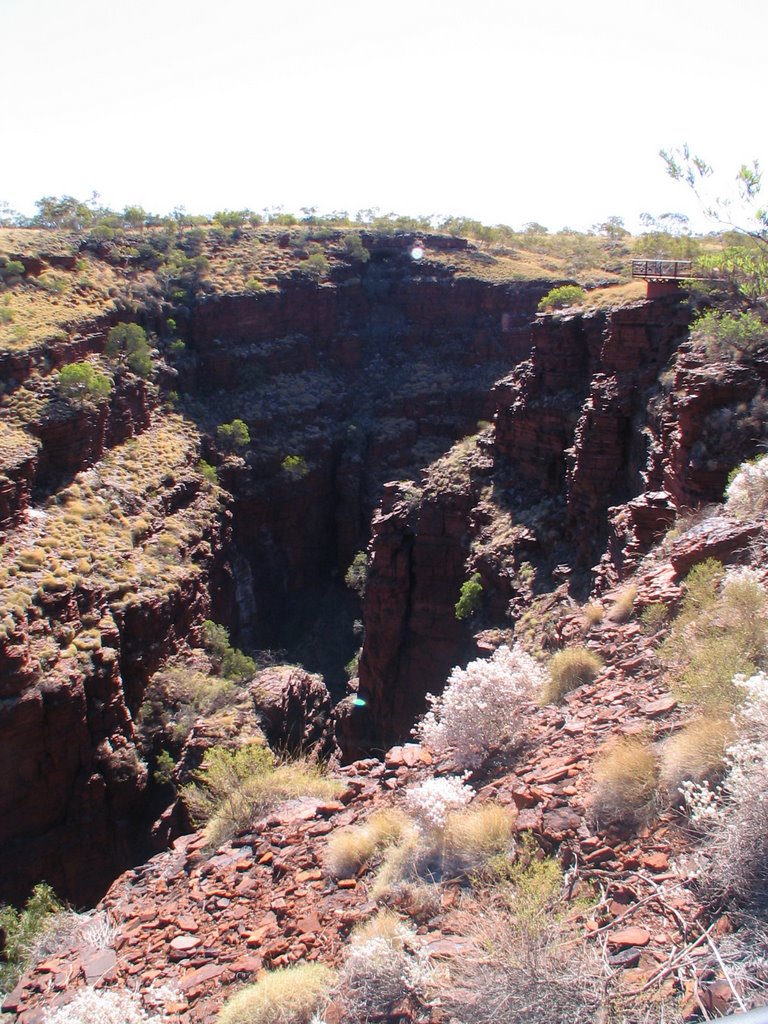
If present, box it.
[5,513,761,1024]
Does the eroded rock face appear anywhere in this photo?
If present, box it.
[0,438,230,904]
[251,665,336,758]
[1,263,552,902]
[350,480,481,756]
[350,296,768,757]
[189,268,549,677]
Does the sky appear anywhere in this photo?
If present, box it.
[2,0,766,233]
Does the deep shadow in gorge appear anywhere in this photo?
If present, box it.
[178,237,550,691]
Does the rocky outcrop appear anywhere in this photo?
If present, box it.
[347,466,491,757]
[251,666,336,758]
[8,527,754,1021]
[0,431,230,904]
[194,266,550,676]
[351,296,768,756]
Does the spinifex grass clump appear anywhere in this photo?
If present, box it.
[326,808,412,879]
[590,735,659,829]
[217,962,335,1024]
[543,646,603,704]
[183,743,344,848]
[659,715,734,800]
[661,561,768,708]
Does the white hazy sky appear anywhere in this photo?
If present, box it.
[2,0,766,232]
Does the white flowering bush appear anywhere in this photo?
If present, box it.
[725,455,768,520]
[335,916,432,1024]
[43,986,169,1024]
[403,775,473,831]
[414,645,543,768]
[682,671,768,905]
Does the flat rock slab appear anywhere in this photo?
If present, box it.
[669,518,761,576]
[170,935,201,953]
[642,696,677,718]
[81,947,117,983]
[608,927,651,948]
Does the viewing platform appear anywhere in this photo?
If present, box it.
[632,259,693,298]
[631,258,723,298]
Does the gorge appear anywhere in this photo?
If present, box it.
[2,221,768,1022]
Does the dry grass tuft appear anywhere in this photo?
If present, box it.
[606,584,637,623]
[441,803,515,877]
[325,808,412,879]
[590,735,659,830]
[582,601,604,627]
[543,646,603,704]
[659,715,734,801]
[217,962,335,1024]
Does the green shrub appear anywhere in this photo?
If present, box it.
[197,460,219,486]
[0,883,64,994]
[217,962,336,1024]
[455,572,483,620]
[183,744,343,848]
[56,361,112,403]
[153,749,176,786]
[282,454,309,478]
[244,276,266,293]
[640,602,670,634]
[217,418,250,450]
[0,258,24,283]
[543,646,602,703]
[345,551,369,599]
[343,233,370,263]
[298,252,328,281]
[537,285,586,311]
[202,620,256,680]
[690,309,767,362]
[105,323,153,378]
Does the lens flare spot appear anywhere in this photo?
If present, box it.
[410,246,424,261]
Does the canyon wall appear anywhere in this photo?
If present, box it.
[348,294,768,756]
[0,250,551,903]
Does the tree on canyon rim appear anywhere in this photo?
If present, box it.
[661,145,768,301]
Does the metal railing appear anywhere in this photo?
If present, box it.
[631,258,693,280]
